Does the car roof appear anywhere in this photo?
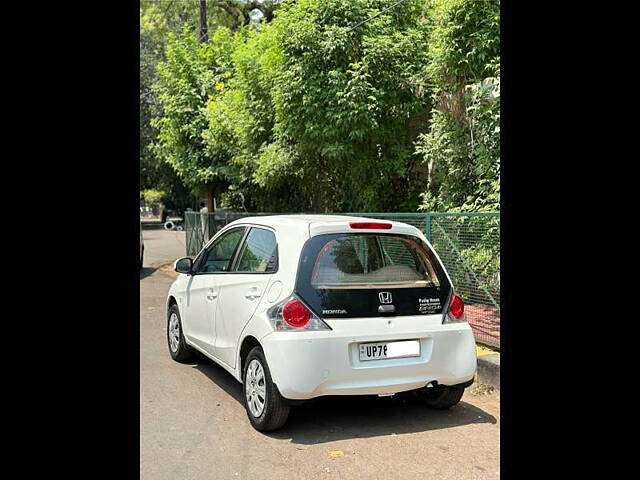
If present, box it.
[226,214,423,237]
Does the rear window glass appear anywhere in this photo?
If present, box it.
[296,233,451,319]
[311,235,441,289]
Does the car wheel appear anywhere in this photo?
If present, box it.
[243,346,290,431]
[417,384,465,409]
[167,304,195,363]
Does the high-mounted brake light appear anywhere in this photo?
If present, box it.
[349,222,392,230]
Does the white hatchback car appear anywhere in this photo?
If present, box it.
[167,215,477,431]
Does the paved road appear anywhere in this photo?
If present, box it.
[140,266,499,480]
[141,229,187,268]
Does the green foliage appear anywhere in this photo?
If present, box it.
[416,0,500,213]
[140,1,254,210]
[271,0,431,211]
[141,189,166,204]
[146,0,500,213]
[425,0,500,91]
[412,0,500,303]
[152,27,239,192]
[201,0,432,211]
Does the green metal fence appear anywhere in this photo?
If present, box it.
[184,211,500,349]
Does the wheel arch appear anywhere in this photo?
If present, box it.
[238,335,262,378]
[166,295,178,313]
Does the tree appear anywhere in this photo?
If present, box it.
[203,0,431,212]
[145,0,500,214]
[415,0,500,212]
[141,189,166,205]
[152,27,240,207]
[140,0,256,212]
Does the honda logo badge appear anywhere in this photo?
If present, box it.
[379,292,392,304]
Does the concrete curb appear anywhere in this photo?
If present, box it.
[476,353,500,390]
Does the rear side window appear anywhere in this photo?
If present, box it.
[297,233,451,319]
[234,228,278,273]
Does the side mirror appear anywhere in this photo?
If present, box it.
[174,257,193,274]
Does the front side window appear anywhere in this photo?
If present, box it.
[196,227,245,273]
[234,228,278,273]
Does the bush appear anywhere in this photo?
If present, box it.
[141,189,166,204]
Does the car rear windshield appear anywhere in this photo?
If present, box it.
[311,235,441,289]
[296,233,451,318]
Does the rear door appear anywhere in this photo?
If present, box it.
[214,226,278,368]
[295,232,452,320]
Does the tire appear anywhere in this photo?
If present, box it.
[418,384,465,409]
[243,346,290,431]
[167,304,195,363]
[140,247,144,270]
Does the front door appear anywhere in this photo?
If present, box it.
[183,226,247,355]
[182,274,217,353]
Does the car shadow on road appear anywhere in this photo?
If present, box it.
[193,357,497,444]
[193,357,245,404]
[270,394,496,445]
[140,266,158,280]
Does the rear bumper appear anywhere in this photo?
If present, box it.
[260,318,477,400]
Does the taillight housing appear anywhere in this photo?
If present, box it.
[443,293,467,324]
[267,295,331,331]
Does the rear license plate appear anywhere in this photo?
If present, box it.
[359,340,420,361]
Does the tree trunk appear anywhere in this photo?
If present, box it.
[207,190,214,213]
[199,0,208,43]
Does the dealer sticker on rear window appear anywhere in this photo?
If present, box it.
[323,309,347,315]
[418,297,441,314]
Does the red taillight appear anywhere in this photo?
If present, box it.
[349,222,392,230]
[449,294,464,319]
[282,298,311,328]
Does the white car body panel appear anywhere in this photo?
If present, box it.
[167,215,477,398]
[261,317,475,399]
[182,274,218,355]
[214,273,272,367]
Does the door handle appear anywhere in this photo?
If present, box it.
[245,288,261,301]
[206,289,218,301]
